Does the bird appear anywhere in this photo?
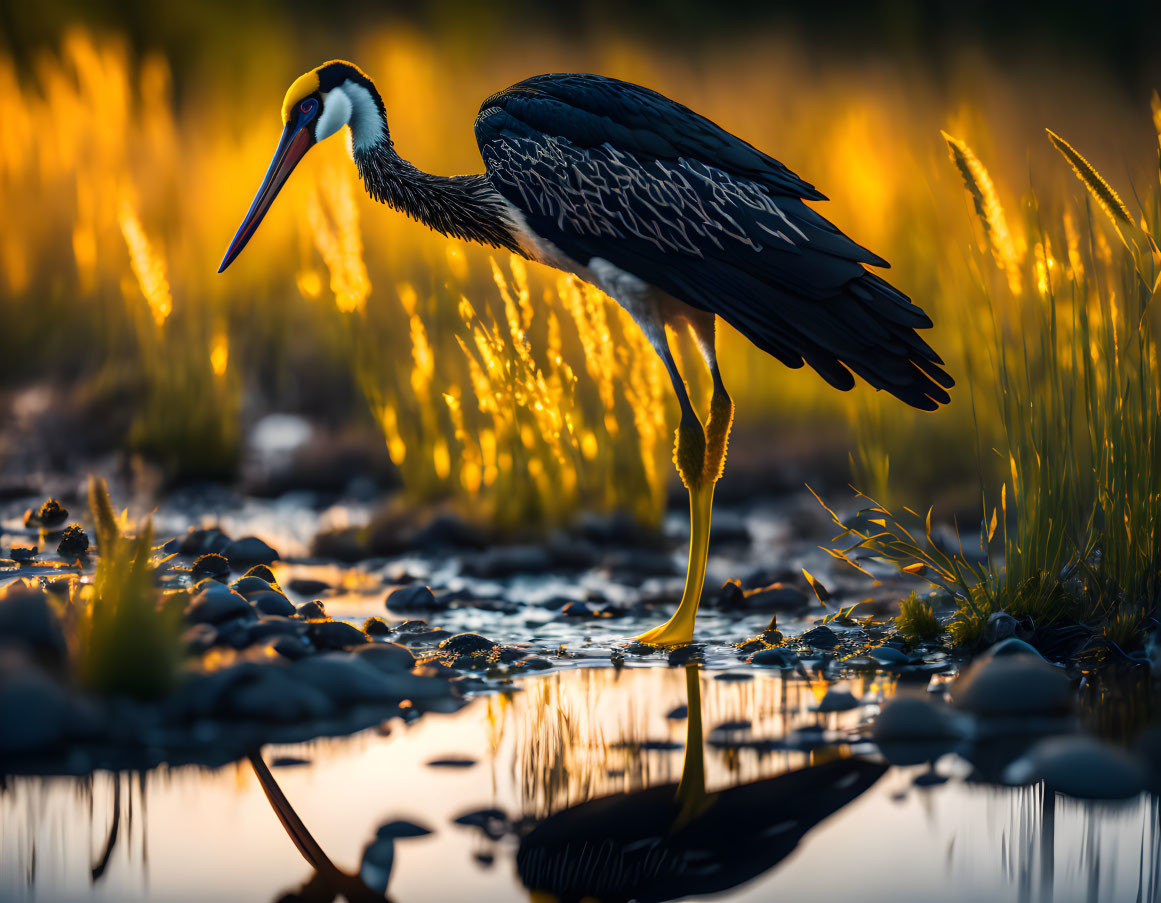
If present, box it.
[219,60,953,647]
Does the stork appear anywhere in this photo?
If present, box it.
[219,60,953,646]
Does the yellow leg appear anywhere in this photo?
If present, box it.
[634,477,714,646]
[673,662,716,830]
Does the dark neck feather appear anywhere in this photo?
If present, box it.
[353,141,520,254]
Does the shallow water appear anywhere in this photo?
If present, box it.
[3,666,1159,903]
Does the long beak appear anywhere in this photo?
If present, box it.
[218,121,313,273]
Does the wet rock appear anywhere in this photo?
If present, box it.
[950,654,1073,717]
[984,611,1019,645]
[463,546,552,578]
[522,657,552,670]
[182,623,218,654]
[868,645,910,666]
[1005,735,1149,799]
[292,653,409,704]
[815,688,860,712]
[179,527,231,557]
[0,667,72,753]
[192,553,231,581]
[800,625,840,649]
[10,547,37,563]
[386,585,444,613]
[306,619,369,650]
[245,616,308,643]
[561,600,608,618]
[872,695,966,742]
[271,635,312,661]
[225,667,334,722]
[393,619,429,633]
[737,638,767,654]
[363,617,392,636]
[985,637,1044,659]
[25,498,69,530]
[287,577,329,596]
[223,536,279,567]
[440,633,497,656]
[249,590,296,617]
[243,564,279,585]
[231,576,277,597]
[399,629,452,646]
[185,584,252,625]
[667,644,704,666]
[748,647,796,667]
[298,600,327,619]
[0,583,68,666]
[719,578,812,612]
[56,525,89,560]
[352,642,416,673]
[718,580,746,610]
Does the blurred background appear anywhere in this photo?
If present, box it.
[2,0,1159,531]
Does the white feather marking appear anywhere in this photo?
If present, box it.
[316,81,385,151]
[316,85,352,142]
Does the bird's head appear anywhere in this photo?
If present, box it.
[218,60,385,273]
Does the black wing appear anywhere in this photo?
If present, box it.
[475,73,952,410]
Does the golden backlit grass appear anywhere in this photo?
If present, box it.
[0,27,1153,526]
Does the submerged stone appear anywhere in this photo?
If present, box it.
[748,647,796,667]
[950,653,1073,717]
[1005,735,1149,799]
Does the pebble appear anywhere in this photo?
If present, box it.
[243,564,279,585]
[749,647,796,667]
[363,617,392,636]
[192,554,230,581]
[179,528,231,557]
[185,584,252,625]
[0,668,72,753]
[223,536,280,567]
[950,654,1073,717]
[225,668,334,722]
[800,625,840,649]
[0,583,68,665]
[386,585,444,612]
[868,645,910,666]
[667,645,704,666]
[298,601,327,619]
[287,578,330,596]
[25,499,69,530]
[1005,735,1149,799]
[439,633,497,656]
[249,591,297,617]
[231,576,277,597]
[522,657,552,670]
[56,525,89,560]
[292,653,411,704]
[872,695,966,742]
[352,642,416,673]
[306,619,369,650]
[983,611,1020,644]
[984,637,1044,659]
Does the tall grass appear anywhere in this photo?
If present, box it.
[67,476,185,698]
[819,115,1161,648]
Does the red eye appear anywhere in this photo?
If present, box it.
[301,101,312,113]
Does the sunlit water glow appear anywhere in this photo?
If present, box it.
[2,667,1158,903]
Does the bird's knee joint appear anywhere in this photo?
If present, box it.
[674,414,707,490]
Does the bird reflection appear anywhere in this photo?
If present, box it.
[249,753,389,903]
[515,664,887,903]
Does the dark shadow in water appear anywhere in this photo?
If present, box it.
[516,664,887,903]
[248,753,388,903]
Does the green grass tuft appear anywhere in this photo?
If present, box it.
[896,592,943,643]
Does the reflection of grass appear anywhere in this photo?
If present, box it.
[68,476,185,698]
[820,118,1161,649]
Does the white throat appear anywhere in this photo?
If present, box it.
[317,81,385,151]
